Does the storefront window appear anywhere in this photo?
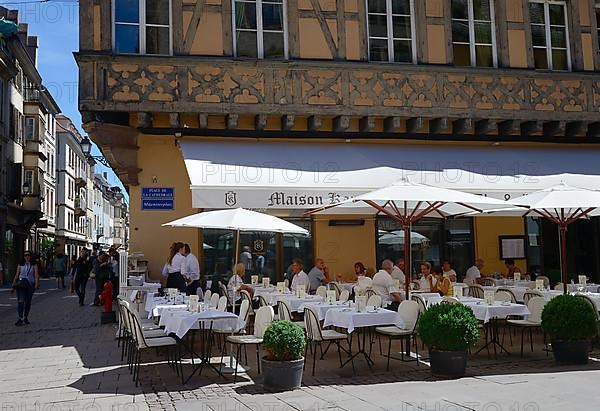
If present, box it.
[376,217,474,278]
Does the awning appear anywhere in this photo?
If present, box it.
[180,140,600,210]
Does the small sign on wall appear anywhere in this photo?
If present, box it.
[142,187,174,210]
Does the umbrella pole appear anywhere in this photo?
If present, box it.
[559,225,568,294]
[403,223,411,301]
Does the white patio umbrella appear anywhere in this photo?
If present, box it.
[308,179,523,298]
[378,230,429,245]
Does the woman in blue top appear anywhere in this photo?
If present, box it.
[11,251,39,326]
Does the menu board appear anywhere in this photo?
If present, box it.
[499,236,526,259]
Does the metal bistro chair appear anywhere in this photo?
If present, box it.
[277,299,305,330]
[304,305,349,376]
[469,284,485,299]
[496,287,518,304]
[410,280,421,290]
[523,290,543,305]
[316,285,327,299]
[203,289,212,304]
[536,275,550,289]
[375,300,420,370]
[482,278,497,286]
[339,290,350,302]
[441,296,460,305]
[328,282,341,299]
[507,297,547,357]
[366,294,383,308]
[217,296,229,311]
[209,293,220,308]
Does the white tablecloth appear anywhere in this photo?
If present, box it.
[250,285,277,299]
[160,308,244,339]
[298,301,350,321]
[145,295,188,318]
[263,293,323,311]
[323,307,404,333]
[462,300,530,323]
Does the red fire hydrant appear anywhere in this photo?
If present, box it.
[100,280,116,323]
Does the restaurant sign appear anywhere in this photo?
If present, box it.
[142,187,174,210]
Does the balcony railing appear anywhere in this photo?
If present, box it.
[24,87,40,102]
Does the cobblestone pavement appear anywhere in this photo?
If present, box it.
[2,279,600,411]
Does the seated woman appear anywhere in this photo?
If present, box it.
[228,263,255,313]
[417,262,433,292]
[354,262,366,279]
[431,265,451,296]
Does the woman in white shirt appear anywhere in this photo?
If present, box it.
[227,263,254,313]
[417,262,435,292]
[162,242,186,292]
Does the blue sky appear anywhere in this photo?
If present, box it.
[11,0,127,195]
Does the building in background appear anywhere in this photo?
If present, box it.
[91,171,128,251]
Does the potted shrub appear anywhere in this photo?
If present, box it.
[417,303,480,378]
[261,320,306,391]
[541,294,597,364]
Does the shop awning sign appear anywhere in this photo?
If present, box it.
[142,187,174,210]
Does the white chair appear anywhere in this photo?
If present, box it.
[469,284,485,299]
[482,278,497,286]
[375,300,420,370]
[507,297,547,357]
[366,294,382,308]
[494,290,513,303]
[536,275,550,288]
[523,290,543,305]
[217,295,228,311]
[203,289,212,304]
[219,305,274,382]
[496,287,518,303]
[441,296,460,305]
[328,282,341,299]
[284,279,289,289]
[411,294,426,315]
[209,293,220,308]
[304,305,348,376]
[358,276,373,289]
[339,290,350,302]
[316,285,327,299]
[277,299,305,329]
[554,282,565,291]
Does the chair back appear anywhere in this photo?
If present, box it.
[536,275,550,288]
[410,280,421,290]
[217,295,228,311]
[575,294,600,320]
[468,284,485,299]
[277,300,293,321]
[209,293,220,308]
[526,297,547,323]
[253,306,275,338]
[257,295,269,308]
[463,277,475,286]
[366,294,382,308]
[316,285,327,299]
[304,305,323,342]
[125,305,148,349]
[339,290,350,302]
[284,279,289,289]
[218,282,228,298]
[240,289,255,315]
[554,282,565,291]
[328,282,341,298]
[238,299,250,324]
[398,300,420,330]
[365,289,376,300]
[358,276,373,288]
[494,290,512,303]
[441,296,460,305]
[496,287,517,303]
[523,289,543,305]
[116,298,131,335]
[411,294,427,314]
[482,278,497,286]
[203,289,212,303]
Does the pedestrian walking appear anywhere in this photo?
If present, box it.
[11,251,39,326]
[54,250,69,289]
[93,252,112,306]
[74,249,93,306]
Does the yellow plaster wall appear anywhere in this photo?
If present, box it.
[298,18,336,59]
[313,215,377,282]
[130,135,200,281]
[189,12,224,55]
[473,217,527,276]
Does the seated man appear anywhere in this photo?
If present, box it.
[391,258,406,284]
[307,258,328,293]
[372,259,394,298]
[504,259,522,279]
[465,259,484,285]
[290,259,310,292]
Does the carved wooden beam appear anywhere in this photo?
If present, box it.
[359,116,376,132]
[475,119,496,135]
[137,112,152,128]
[81,111,95,124]
[543,121,566,137]
[308,115,322,131]
[383,116,401,132]
[198,113,208,129]
[226,114,238,129]
[452,118,472,135]
[521,121,543,136]
[498,120,519,135]
[282,114,295,130]
[588,122,600,138]
[333,115,350,132]
[429,118,449,134]
[169,113,180,128]
[406,117,424,134]
[565,121,587,137]
[255,114,268,131]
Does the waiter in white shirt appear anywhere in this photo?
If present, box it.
[290,259,310,292]
[162,242,187,292]
[391,258,406,284]
[465,259,484,285]
[182,244,201,296]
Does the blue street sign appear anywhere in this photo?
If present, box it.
[142,187,174,210]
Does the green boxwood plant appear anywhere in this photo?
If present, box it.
[541,295,597,341]
[262,320,306,361]
[417,303,480,351]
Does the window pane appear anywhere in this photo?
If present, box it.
[236,31,258,57]
[474,22,492,43]
[393,16,411,39]
[368,0,387,14]
[391,0,410,15]
[236,2,257,30]
[473,0,491,21]
[453,43,471,66]
[369,38,389,61]
[146,0,170,25]
[531,24,546,47]
[393,40,412,62]
[549,4,565,25]
[369,14,388,38]
[451,0,468,20]
[550,26,566,48]
[115,0,139,23]
[475,45,493,67]
[115,24,140,53]
[552,49,568,70]
[263,3,283,30]
[529,2,545,24]
[533,48,548,69]
[263,32,284,58]
[452,20,470,43]
[146,26,170,54]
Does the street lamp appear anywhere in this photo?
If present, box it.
[80,136,111,167]
[22,181,31,195]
